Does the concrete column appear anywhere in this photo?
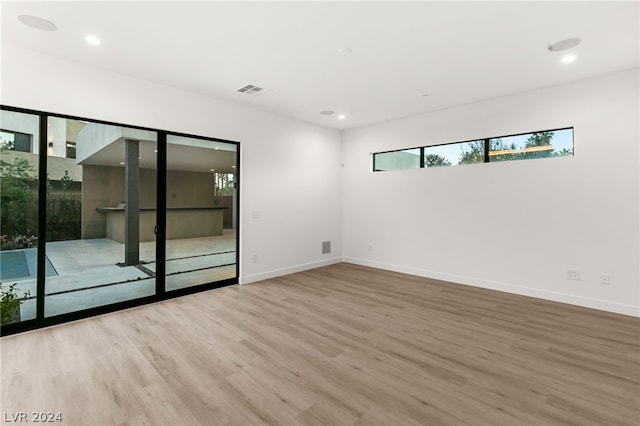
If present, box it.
[124,139,140,266]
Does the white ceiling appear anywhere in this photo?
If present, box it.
[1,1,638,130]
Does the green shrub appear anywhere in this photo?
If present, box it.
[0,155,37,240]
[0,282,30,325]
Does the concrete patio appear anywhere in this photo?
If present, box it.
[9,230,236,320]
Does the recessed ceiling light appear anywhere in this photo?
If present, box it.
[18,15,57,31]
[320,110,335,116]
[337,114,346,120]
[119,161,125,165]
[561,54,576,64]
[548,38,581,52]
[338,47,352,55]
[85,35,101,45]
[154,149,158,153]
[210,168,215,172]
[421,94,429,97]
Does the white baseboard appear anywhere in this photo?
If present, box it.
[342,257,640,318]
[240,256,342,285]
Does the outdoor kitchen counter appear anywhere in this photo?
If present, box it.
[96,207,228,243]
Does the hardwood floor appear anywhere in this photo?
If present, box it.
[2,263,639,425]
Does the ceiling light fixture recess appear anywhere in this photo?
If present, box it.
[547,38,581,52]
[320,110,335,116]
[561,54,576,64]
[85,35,101,45]
[338,47,353,55]
[18,15,57,31]
[337,114,346,120]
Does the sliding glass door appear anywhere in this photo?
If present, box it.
[164,135,238,291]
[0,109,40,325]
[0,106,239,334]
[44,117,158,316]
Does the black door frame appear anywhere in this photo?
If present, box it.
[0,105,240,336]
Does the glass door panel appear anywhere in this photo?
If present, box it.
[0,110,40,325]
[44,117,157,317]
[165,135,237,291]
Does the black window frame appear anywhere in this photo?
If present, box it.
[0,128,33,153]
[65,141,76,159]
[372,127,574,172]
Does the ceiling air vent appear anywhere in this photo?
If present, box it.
[237,84,264,95]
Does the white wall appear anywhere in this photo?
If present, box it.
[342,69,639,316]
[1,46,343,283]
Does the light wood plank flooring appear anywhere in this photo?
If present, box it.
[2,263,639,425]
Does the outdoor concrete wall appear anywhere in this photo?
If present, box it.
[82,166,120,238]
[48,155,82,182]
[166,170,214,208]
[82,165,217,239]
[216,195,233,228]
[0,151,81,182]
[82,166,152,239]
[101,208,223,243]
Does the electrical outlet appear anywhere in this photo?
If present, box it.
[252,254,258,263]
[601,274,610,285]
[567,269,580,281]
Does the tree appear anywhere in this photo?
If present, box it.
[458,138,530,163]
[424,154,451,168]
[213,173,234,206]
[0,148,37,242]
[522,131,554,159]
[46,170,82,242]
[525,131,553,148]
[458,140,485,165]
[488,138,519,162]
[554,147,573,157]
